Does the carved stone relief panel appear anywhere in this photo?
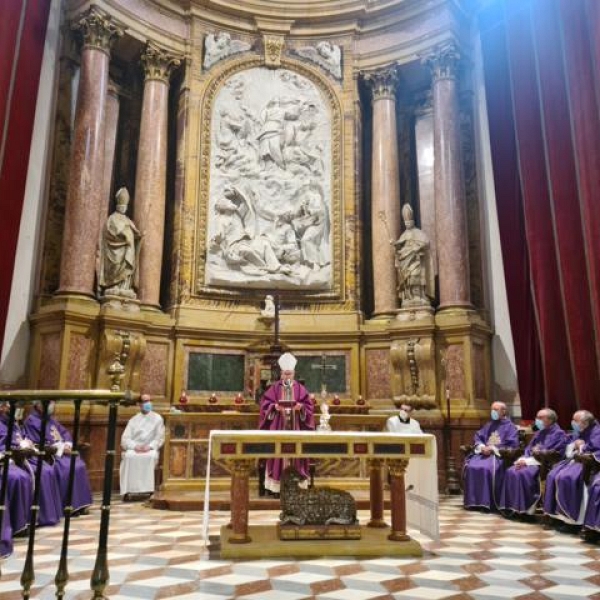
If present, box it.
[204,67,333,291]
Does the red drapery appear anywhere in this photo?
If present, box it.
[0,0,51,354]
[479,0,600,424]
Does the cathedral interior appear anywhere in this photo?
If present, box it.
[1,0,600,586]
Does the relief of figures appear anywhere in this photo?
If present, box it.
[293,41,342,80]
[203,32,252,70]
[205,68,332,290]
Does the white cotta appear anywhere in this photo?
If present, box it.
[119,411,165,495]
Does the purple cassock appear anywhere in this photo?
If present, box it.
[24,411,93,515]
[543,422,600,524]
[463,418,519,511]
[0,418,34,536]
[259,380,315,493]
[0,502,11,559]
[498,423,568,515]
[583,472,600,533]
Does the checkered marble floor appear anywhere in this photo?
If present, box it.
[1,496,599,599]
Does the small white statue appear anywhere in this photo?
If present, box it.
[317,402,332,432]
[261,294,276,319]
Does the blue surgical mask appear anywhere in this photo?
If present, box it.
[571,421,580,433]
[142,401,152,413]
[491,409,500,421]
[535,418,545,431]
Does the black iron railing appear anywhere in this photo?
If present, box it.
[0,390,137,599]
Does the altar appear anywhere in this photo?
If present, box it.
[204,430,438,558]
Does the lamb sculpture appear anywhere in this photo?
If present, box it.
[279,467,358,526]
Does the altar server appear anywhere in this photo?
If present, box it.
[119,394,164,499]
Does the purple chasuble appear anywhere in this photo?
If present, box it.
[24,411,93,514]
[259,380,315,492]
[499,423,568,514]
[583,472,600,533]
[463,418,519,511]
[543,422,600,524]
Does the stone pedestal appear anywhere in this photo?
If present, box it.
[364,66,401,319]
[390,308,437,410]
[58,9,123,297]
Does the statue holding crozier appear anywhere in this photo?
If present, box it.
[258,353,315,495]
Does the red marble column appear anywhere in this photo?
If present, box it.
[228,459,254,544]
[58,8,123,296]
[134,43,180,308]
[367,458,387,528]
[425,43,471,309]
[364,66,401,318]
[388,459,410,541]
[101,82,120,220]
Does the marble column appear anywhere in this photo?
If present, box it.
[134,43,180,308]
[58,8,123,296]
[101,82,120,220]
[364,65,401,318]
[366,458,387,528]
[228,459,254,544]
[388,458,410,542]
[425,43,471,309]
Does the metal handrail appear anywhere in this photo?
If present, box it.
[0,389,137,599]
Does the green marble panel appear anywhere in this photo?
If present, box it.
[295,354,346,394]
[187,353,245,392]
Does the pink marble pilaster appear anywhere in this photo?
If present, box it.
[134,43,181,308]
[425,43,471,309]
[364,66,401,318]
[58,8,123,296]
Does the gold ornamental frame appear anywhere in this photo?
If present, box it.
[194,53,345,303]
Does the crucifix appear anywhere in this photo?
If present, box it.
[311,353,338,397]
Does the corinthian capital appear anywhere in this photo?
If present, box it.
[71,7,124,54]
[422,42,461,82]
[141,42,182,83]
[362,64,399,101]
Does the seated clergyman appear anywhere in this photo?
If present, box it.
[463,402,519,512]
[543,410,600,529]
[24,401,93,516]
[119,394,165,499]
[498,408,568,518]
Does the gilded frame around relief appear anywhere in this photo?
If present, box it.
[194,54,344,302]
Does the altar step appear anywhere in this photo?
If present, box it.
[151,489,392,512]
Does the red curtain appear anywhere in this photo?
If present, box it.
[479,0,600,424]
[0,0,51,353]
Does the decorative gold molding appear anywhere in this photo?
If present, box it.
[141,42,183,83]
[192,55,345,304]
[422,42,461,81]
[263,35,285,67]
[362,64,399,101]
[71,7,124,55]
